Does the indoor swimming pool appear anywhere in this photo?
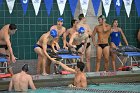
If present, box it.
[3,83,140,93]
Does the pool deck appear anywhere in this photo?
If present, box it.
[0,71,140,91]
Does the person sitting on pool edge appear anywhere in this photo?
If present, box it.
[56,61,87,88]
[34,29,59,75]
[9,64,36,92]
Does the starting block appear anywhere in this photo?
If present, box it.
[115,46,140,71]
[0,57,8,74]
[48,49,80,74]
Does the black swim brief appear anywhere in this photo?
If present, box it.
[75,43,84,51]
[34,44,43,49]
[98,44,109,49]
[0,45,8,50]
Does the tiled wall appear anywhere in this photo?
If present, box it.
[0,1,139,60]
[0,0,72,59]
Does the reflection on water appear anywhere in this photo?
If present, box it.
[3,83,140,93]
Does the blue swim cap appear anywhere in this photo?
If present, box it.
[78,27,85,34]
[50,29,57,38]
[57,17,63,22]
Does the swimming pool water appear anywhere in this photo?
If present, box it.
[3,83,140,93]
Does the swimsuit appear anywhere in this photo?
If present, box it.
[75,43,84,51]
[34,44,57,50]
[34,44,43,49]
[110,31,121,46]
[86,35,91,49]
[86,42,91,49]
[98,44,109,49]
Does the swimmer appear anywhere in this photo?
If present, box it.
[50,17,66,50]
[69,27,89,61]
[34,29,59,75]
[56,61,87,88]
[63,19,78,49]
[76,14,92,72]
[8,64,36,92]
[0,24,17,75]
[110,19,128,71]
[92,15,111,72]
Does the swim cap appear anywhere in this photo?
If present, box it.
[50,29,58,38]
[78,27,85,34]
[22,64,29,72]
[57,17,63,22]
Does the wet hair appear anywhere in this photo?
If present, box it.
[71,19,77,27]
[77,62,85,72]
[9,24,17,30]
[98,15,105,20]
[78,14,84,20]
[112,19,118,26]
[112,19,118,24]
[22,64,29,72]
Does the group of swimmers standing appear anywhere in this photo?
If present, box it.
[0,14,139,91]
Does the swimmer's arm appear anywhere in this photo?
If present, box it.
[87,25,92,36]
[51,40,59,53]
[42,40,56,62]
[138,29,140,42]
[8,78,13,91]
[54,41,60,50]
[120,28,128,45]
[50,26,55,31]
[69,34,75,48]
[4,34,16,62]
[82,37,88,53]
[63,29,69,48]
[29,76,36,90]
[51,42,58,53]
[57,61,76,73]
[92,27,97,46]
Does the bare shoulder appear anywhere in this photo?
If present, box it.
[12,73,17,78]
[0,24,9,32]
[85,24,90,28]
[26,74,32,79]
[106,24,111,28]
[62,26,66,31]
[50,25,57,30]
[94,25,99,29]
[72,32,78,37]
[67,28,71,33]
[118,27,122,31]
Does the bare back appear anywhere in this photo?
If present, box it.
[10,72,34,91]
[74,72,87,88]
[36,32,54,46]
[50,25,66,37]
[94,24,111,44]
